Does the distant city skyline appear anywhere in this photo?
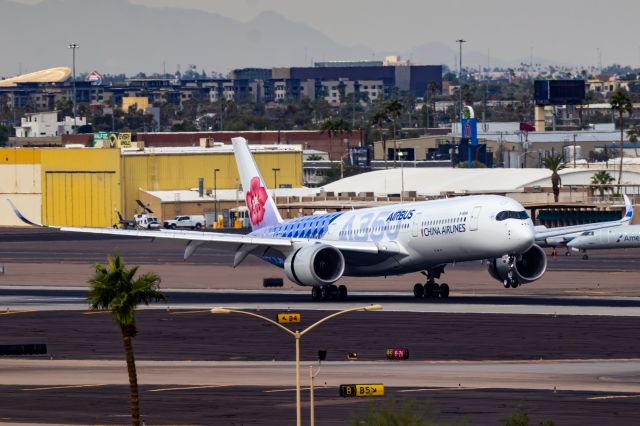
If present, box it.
[4,0,640,75]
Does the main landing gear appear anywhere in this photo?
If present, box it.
[311,284,348,301]
[413,266,450,299]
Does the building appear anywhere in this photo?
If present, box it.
[15,111,87,137]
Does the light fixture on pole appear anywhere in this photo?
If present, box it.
[211,304,383,426]
[397,150,406,202]
[68,43,79,134]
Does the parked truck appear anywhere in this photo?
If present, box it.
[163,215,207,230]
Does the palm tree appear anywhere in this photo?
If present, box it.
[610,90,632,186]
[368,110,389,169]
[87,253,166,426]
[590,170,615,197]
[627,124,639,157]
[319,118,351,161]
[384,99,404,168]
[544,154,565,202]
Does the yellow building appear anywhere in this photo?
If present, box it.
[35,144,303,227]
[0,148,42,226]
[121,96,150,111]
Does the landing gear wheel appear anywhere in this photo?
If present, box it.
[503,280,510,289]
[311,286,322,301]
[582,254,589,260]
[424,283,438,299]
[565,251,571,256]
[413,283,424,298]
[440,283,450,298]
[320,286,330,300]
[329,285,339,299]
[509,281,520,289]
[338,285,348,300]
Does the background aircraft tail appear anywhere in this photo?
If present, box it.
[232,137,283,231]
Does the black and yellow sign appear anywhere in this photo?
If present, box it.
[119,132,132,148]
[277,313,301,324]
[339,384,384,398]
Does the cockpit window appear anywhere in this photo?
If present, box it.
[581,231,594,236]
[496,210,529,221]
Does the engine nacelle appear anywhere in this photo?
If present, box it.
[284,244,345,287]
[488,244,547,287]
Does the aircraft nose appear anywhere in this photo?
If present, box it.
[510,221,535,252]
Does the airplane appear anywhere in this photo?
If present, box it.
[8,137,634,301]
[567,224,640,260]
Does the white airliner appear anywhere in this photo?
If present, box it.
[567,224,640,259]
[9,138,634,301]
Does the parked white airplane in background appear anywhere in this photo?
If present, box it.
[567,224,640,259]
[9,138,634,301]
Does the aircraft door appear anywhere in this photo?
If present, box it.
[469,206,481,231]
[412,211,422,237]
[600,229,611,244]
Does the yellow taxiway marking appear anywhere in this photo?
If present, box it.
[82,311,111,315]
[23,384,105,391]
[563,290,609,295]
[0,310,33,315]
[588,394,640,400]
[398,387,485,393]
[148,385,230,393]
[264,386,333,393]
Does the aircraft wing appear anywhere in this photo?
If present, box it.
[534,194,633,241]
[7,200,403,261]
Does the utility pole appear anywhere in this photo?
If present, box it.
[68,43,79,134]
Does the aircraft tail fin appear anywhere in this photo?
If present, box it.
[7,199,43,227]
[232,137,283,231]
[622,194,633,223]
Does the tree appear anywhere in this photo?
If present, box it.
[87,253,167,426]
[590,170,615,197]
[318,118,351,161]
[384,98,404,168]
[369,110,389,169]
[610,90,632,186]
[351,397,441,426]
[544,154,565,202]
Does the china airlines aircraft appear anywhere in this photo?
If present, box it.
[9,138,634,301]
[567,224,640,259]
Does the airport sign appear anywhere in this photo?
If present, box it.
[277,312,301,324]
[386,348,409,360]
[339,384,384,397]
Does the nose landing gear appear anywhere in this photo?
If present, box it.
[414,266,450,299]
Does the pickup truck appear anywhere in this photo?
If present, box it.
[163,215,206,230]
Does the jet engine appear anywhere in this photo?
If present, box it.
[488,244,547,288]
[284,244,345,287]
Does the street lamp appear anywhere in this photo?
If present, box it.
[68,43,79,134]
[272,168,280,197]
[397,151,406,202]
[210,304,383,426]
[213,168,220,227]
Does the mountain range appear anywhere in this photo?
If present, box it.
[1,0,557,77]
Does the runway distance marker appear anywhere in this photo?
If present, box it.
[277,312,301,324]
[339,384,384,397]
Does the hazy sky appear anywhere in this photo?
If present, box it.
[10,0,640,67]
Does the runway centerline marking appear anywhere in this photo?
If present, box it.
[82,311,110,315]
[588,394,640,400]
[23,384,106,391]
[170,310,210,315]
[398,387,485,393]
[148,385,230,392]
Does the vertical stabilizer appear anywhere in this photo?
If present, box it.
[232,137,283,231]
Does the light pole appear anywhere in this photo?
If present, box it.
[211,304,383,426]
[213,168,220,226]
[272,168,280,197]
[397,151,406,201]
[68,43,79,134]
[455,39,466,124]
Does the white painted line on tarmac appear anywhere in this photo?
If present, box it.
[148,385,230,392]
[264,386,333,393]
[398,386,486,393]
[22,384,106,391]
[587,394,640,400]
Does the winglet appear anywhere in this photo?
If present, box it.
[622,194,633,222]
[6,199,44,227]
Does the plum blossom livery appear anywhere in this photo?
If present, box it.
[246,176,268,225]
